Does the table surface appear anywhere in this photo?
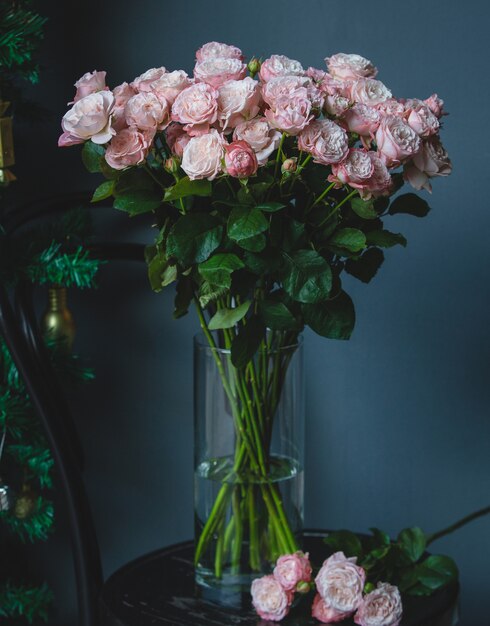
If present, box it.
[100,531,459,626]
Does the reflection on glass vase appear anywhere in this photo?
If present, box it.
[194,332,304,593]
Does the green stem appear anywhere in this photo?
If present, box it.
[274,133,286,178]
[248,485,260,570]
[308,182,336,210]
[231,487,243,574]
[426,505,490,546]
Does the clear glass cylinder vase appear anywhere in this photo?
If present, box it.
[194,332,304,593]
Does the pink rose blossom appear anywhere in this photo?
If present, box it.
[354,583,403,626]
[424,93,445,118]
[112,82,137,131]
[326,53,378,80]
[194,57,247,88]
[342,103,381,144]
[298,119,349,165]
[404,101,440,137]
[359,152,393,199]
[131,67,167,92]
[324,94,352,117]
[376,99,405,117]
[165,123,191,157]
[403,135,452,192]
[196,41,244,62]
[312,593,347,623]
[259,54,304,82]
[218,77,261,130]
[307,67,327,83]
[315,552,366,619]
[71,70,107,103]
[348,78,392,106]
[376,115,421,167]
[125,92,170,131]
[251,575,293,622]
[262,76,309,107]
[104,127,154,170]
[171,82,219,136]
[233,117,282,165]
[328,148,375,189]
[149,70,193,105]
[224,140,258,178]
[265,95,313,135]
[59,91,115,146]
[181,129,225,180]
[273,551,312,591]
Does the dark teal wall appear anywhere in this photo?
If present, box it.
[11,0,490,623]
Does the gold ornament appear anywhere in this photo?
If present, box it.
[14,484,37,520]
[41,286,76,350]
[0,100,15,186]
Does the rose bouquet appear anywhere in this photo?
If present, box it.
[58,42,451,586]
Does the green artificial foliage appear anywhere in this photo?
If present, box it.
[0,581,53,623]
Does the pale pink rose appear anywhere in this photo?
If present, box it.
[326,53,378,80]
[131,67,167,92]
[354,583,403,626]
[328,148,375,190]
[282,157,297,173]
[318,73,349,97]
[196,41,244,62]
[265,95,313,135]
[194,57,247,88]
[112,82,137,131]
[307,66,327,82]
[171,83,219,136]
[324,93,352,117]
[218,77,261,130]
[298,119,349,165]
[259,54,304,82]
[149,70,193,105]
[403,135,452,192]
[262,76,309,107]
[360,152,393,199]
[104,127,154,170]
[224,140,258,178]
[58,132,84,147]
[72,70,107,103]
[125,92,170,131]
[376,115,421,168]
[376,99,405,117]
[404,101,440,137]
[251,575,292,622]
[165,123,191,157]
[315,552,366,618]
[424,93,445,118]
[233,116,282,165]
[342,103,381,143]
[181,129,225,180]
[348,78,392,106]
[60,91,115,145]
[312,593,347,623]
[273,551,312,591]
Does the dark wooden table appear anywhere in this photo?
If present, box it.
[100,531,459,626]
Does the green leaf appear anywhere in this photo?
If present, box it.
[282,250,332,304]
[389,193,430,217]
[398,527,427,563]
[198,253,244,288]
[243,249,283,275]
[100,159,120,180]
[173,277,193,318]
[228,206,269,242]
[113,190,162,215]
[345,248,385,283]
[261,298,300,331]
[256,202,286,213]
[237,233,266,252]
[231,316,264,368]
[324,530,363,558]
[366,230,407,248]
[147,251,177,292]
[329,228,366,252]
[303,290,355,340]
[91,180,115,203]
[81,141,104,173]
[167,214,223,265]
[208,301,251,330]
[417,555,459,590]
[351,196,378,220]
[369,527,391,547]
[164,177,212,202]
[114,167,156,195]
[198,281,228,308]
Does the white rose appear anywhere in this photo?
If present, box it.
[315,552,366,614]
[354,582,403,626]
[171,83,219,136]
[61,91,115,144]
[195,41,244,62]
[326,53,378,80]
[259,54,305,82]
[124,92,170,131]
[194,57,247,88]
[149,70,192,105]
[251,575,291,621]
[233,116,281,165]
[218,77,261,130]
[131,67,167,92]
[181,129,225,180]
[350,78,392,106]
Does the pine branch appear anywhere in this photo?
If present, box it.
[26,242,100,289]
[0,497,54,542]
[7,445,53,488]
[0,581,53,623]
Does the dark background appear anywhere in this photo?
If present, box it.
[7,0,490,624]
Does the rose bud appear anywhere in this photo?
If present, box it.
[281,158,297,174]
[248,57,261,78]
[164,155,180,174]
[224,140,258,178]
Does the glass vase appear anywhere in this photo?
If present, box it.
[194,331,304,593]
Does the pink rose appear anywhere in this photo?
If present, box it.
[218,77,261,130]
[171,82,219,136]
[125,92,170,131]
[165,123,191,157]
[354,583,403,626]
[71,70,107,103]
[262,76,309,107]
[273,551,312,591]
[328,148,375,190]
[233,116,282,165]
[403,135,452,192]
[259,54,304,82]
[224,140,258,178]
[298,119,349,165]
[265,94,313,135]
[131,67,167,92]
[424,93,445,118]
[348,78,392,106]
[112,82,137,131]
[315,552,366,619]
[342,103,381,145]
[404,101,440,137]
[149,70,193,105]
[376,115,421,168]
[194,57,247,88]
[196,41,244,62]
[59,91,115,146]
[326,53,378,81]
[251,575,293,622]
[312,593,347,623]
[375,99,405,117]
[104,127,154,170]
[360,152,393,199]
[181,129,225,180]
